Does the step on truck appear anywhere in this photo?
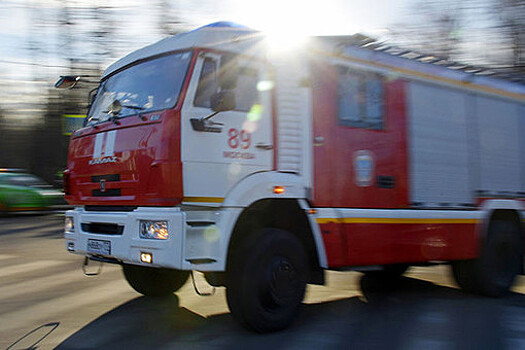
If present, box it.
[58,22,525,332]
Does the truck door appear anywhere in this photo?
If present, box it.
[181,52,273,204]
[311,62,410,267]
[311,62,409,209]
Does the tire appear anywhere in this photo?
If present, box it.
[122,264,190,297]
[226,228,308,333]
[452,220,522,297]
[364,264,409,279]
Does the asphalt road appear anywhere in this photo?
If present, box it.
[1,213,525,349]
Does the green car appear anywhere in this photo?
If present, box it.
[0,172,65,213]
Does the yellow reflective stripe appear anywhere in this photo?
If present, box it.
[183,197,224,203]
[316,218,479,224]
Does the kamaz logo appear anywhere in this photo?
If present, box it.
[89,156,118,165]
[90,130,119,166]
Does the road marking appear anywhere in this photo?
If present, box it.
[0,254,16,261]
[0,279,134,333]
[0,260,64,279]
[0,264,122,300]
[0,220,62,233]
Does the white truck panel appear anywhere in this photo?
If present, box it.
[408,80,524,208]
[408,82,472,206]
[182,162,264,202]
[476,96,522,194]
[222,171,306,207]
[272,54,312,188]
[65,207,186,269]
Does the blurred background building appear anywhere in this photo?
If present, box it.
[0,0,523,186]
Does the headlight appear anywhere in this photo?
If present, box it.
[65,217,75,233]
[139,220,169,240]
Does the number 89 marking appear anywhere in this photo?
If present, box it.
[228,128,251,150]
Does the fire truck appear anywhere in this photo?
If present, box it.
[58,22,525,332]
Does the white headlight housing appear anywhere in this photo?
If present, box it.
[65,217,75,233]
[139,220,169,240]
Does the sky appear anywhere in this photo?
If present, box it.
[1,0,512,84]
[22,0,521,128]
[0,0,412,123]
[199,0,408,36]
[0,0,411,69]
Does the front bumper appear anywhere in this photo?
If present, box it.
[64,207,185,269]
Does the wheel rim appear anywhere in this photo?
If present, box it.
[259,255,301,310]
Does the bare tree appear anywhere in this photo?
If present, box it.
[157,0,184,36]
[89,3,117,68]
[491,0,525,74]
[389,1,463,61]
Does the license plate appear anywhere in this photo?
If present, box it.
[87,239,111,255]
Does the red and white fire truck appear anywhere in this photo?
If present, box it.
[58,22,525,332]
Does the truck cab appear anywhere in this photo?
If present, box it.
[65,39,273,208]
[62,23,317,333]
[63,22,289,271]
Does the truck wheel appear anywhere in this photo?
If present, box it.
[226,228,307,333]
[364,264,409,279]
[122,264,189,297]
[452,220,522,297]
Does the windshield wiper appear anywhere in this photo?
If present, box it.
[102,99,145,124]
[122,105,144,111]
[86,117,100,128]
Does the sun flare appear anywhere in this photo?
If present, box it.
[227,0,356,48]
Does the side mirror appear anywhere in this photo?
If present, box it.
[107,99,122,116]
[55,75,80,89]
[210,91,236,112]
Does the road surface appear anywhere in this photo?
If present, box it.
[1,213,525,349]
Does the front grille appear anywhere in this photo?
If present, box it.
[91,174,120,182]
[92,189,121,197]
[81,222,124,235]
[90,174,122,197]
[85,205,137,212]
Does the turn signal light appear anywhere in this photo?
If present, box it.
[273,186,285,194]
[140,252,153,264]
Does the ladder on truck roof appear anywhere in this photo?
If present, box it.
[320,33,524,85]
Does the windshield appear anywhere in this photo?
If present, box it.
[87,51,192,125]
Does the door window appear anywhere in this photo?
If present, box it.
[194,57,218,108]
[194,54,260,112]
[338,67,384,130]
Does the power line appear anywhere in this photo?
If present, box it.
[0,59,101,72]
